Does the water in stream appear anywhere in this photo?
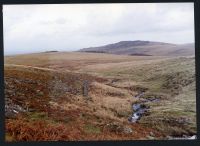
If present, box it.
[129,92,159,123]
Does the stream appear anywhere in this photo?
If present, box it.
[128,92,159,123]
[128,91,196,140]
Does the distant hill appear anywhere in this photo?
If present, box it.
[79,40,194,56]
[43,50,59,53]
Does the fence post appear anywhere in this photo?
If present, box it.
[83,80,88,97]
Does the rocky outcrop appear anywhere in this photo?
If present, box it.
[5,98,27,118]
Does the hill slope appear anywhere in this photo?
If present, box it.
[79,40,194,56]
[5,52,196,141]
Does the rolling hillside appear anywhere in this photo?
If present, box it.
[79,40,194,56]
[5,51,196,141]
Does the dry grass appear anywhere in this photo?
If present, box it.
[5,52,168,71]
[6,116,163,141]
[77,55,196,136]
[6,118,70,141]
[4,52,196,140]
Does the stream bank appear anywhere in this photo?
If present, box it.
[128,91,196,140]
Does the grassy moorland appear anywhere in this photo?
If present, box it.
[5,52,196,141]
[83,56,196,136]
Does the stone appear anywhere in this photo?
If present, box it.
[5,111,16,119]
[146,135,155,140]
[106,122,133,134]
[122,126,133,134]
[189,135,196,139]
[150,132,155,137]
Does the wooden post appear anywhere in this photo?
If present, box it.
[83,80,88,97]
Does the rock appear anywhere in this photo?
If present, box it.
[5,111,16,119]
[150,131,155,137]
[166,135,196,140]
[105,122,133,134]
[146,135,155,140]
[122,126,133,134]
[166,136,173,140]
[5,98,27,119]
[176,117,190,125]
[188,135,196,139]
[36,89,44,96]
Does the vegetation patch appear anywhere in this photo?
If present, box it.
[84,124,101,134]
[6,118,70,141]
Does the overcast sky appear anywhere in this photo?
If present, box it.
[3,3,194,55]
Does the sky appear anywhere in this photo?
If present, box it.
[3,3,194,55]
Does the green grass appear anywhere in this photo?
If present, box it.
[84,124,101,134]
[27,112,48,120]
[139,81,196,135]
[26,112,60,124]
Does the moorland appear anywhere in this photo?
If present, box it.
[5,40,196,141]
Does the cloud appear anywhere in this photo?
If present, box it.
[3,3,194,55]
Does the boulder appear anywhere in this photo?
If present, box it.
[105,122,133,134]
